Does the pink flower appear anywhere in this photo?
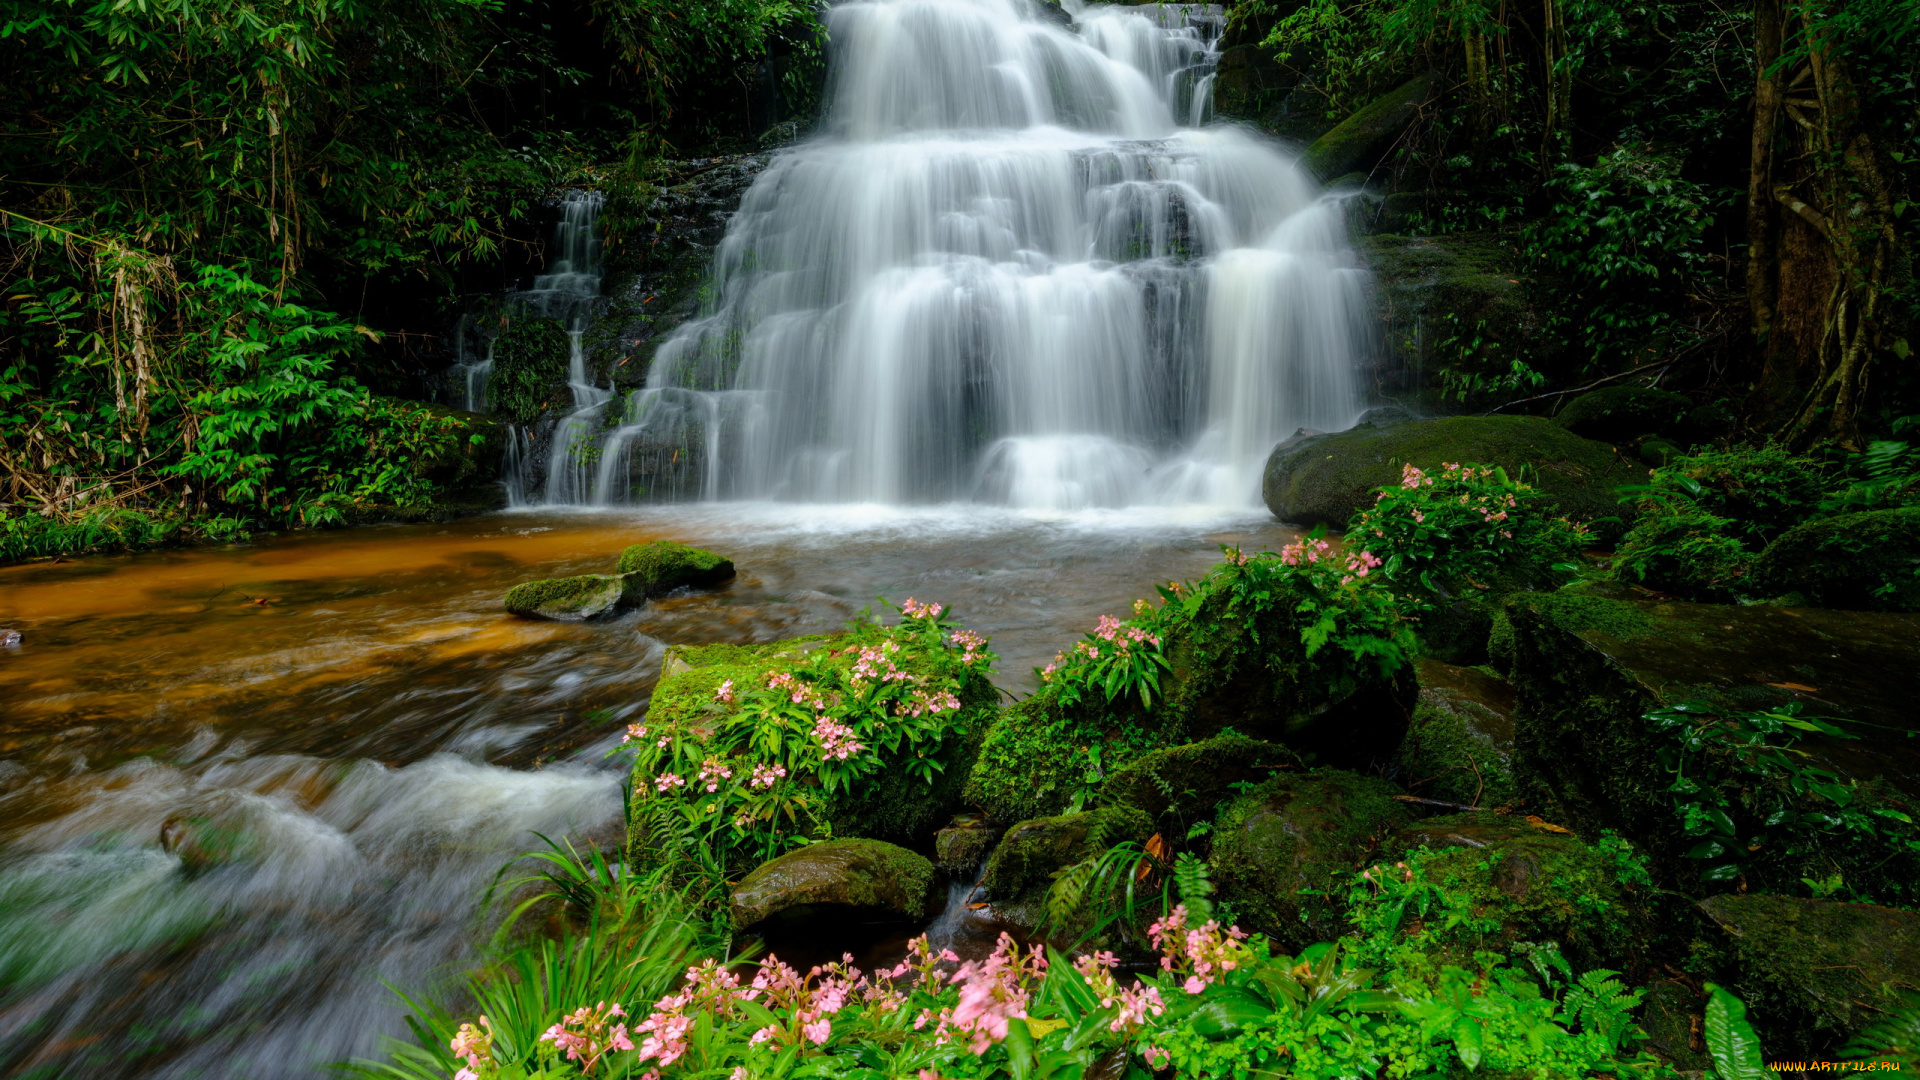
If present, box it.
[802,1017,831,1044]
[653,772,686,793]
[1144,1046,1170,1069]
[714,679,735,704]
[1183,975,1206,994]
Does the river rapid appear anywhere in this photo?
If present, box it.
[0,504,1294,1078]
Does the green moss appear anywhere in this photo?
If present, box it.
[934,820,1001,871]
[1699,893,1920,1059]
[1261,415,1645,539]
[1100,734,1300,822]
[965,687,1162,825]
[1612,503,1753,601]
[1301,72,1432,180]
[1553,386,1691,444]
[979,806,1152,931]
[502,574,628,620]
[1751,507,1920,612]
[1396,701,1519,809]
[728,838,935,929]
[487,316,570,425]
[1381,814,1652,971]
[617,540,736,596]
[1210,769,1412,948]
[1515,588,1655,641]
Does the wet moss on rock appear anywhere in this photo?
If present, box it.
[1210,769,1412,949]
[487,316,571,425]
[1100,733,1300,822]
[617,540,736,596]
[1396,659,1520,809]
[979,806,1152,933]
[503,573,631,621]
[1750,507,1920,612]
[1553,385,1692,445]
[729,838,936,930]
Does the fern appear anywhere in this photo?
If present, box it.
[1559,969,1642,1052]
[1703,983,1768,1080]
[1844,992,1920,1067]
[1172,851,1216,921]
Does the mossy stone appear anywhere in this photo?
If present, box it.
[1699,893,1920,1058]
[1261,415,1646,538]
[1506,589,1920,897]
[1210,769,1412,948]
[1100,734,1301,822]
[729,839,935,930]
[1385,813,1651,971]
[934,817,1002,872]
[1553,385,1692,445]
[503,574,630,620]
[616,540,735,596]
[979,806,1153,934]
[1750,507,1920,612]
[1397,658,1519,809]
[1301,72,1433,181]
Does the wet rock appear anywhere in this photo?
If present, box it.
[487,316,573,426]
[1750,507,1920,612]
[1301,73,1434,181]
[1699,893,1920,1058]
[934,816,1003,873]
[1636,978,1712,1072]
[1385,812,1652,970]
[1506,587,1920,893]
[1396,658,1518,808]
[1210,769,1411,948]
[729,839,936,931]
[0,628,19,647]
[979,806,1153,935]
[1552,385,1692,445]
[1262,415,1646,536]
[1100,733,1299,821]
[502,573,632,620]
[616,540,736,597]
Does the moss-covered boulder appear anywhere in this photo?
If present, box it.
[1505,586,1920,895]
[1750,507,1920,612]
[1396,659,1519,809]
[1699,894,1920,1058]
[729,839,935,931]
[1101,734,1300,822]
[1261,415,1645,536]
[1384,813,1652,971]
[503,574,632,620]
[979,806,1152,935]
[616,540,735,597]
[1301,73,1434,181]
[934,816,1001,873]
[1553,386,1692,445]
[635,635,994,846]
[1210,769,1412,948]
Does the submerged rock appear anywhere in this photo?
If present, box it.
[729,839,935,931]
[1210,769,1411,947]
[1261,415,1645,535]
[1699,893,1920,1058]
[1506,587,1920,894]
[1396,658,1519,809]
[616,540,736,597]
[502,574,632,620]
[979,806,1152,935]
[1750,507,1920,612]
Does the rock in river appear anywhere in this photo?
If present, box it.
[501,573,633,620]
[617,540,735,597]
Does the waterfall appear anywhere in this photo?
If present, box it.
[588,0,1367,510]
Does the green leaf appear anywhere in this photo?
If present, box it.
[1704,984,1768,1080]
[1452,1017,1484,1069]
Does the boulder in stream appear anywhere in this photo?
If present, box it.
[1699,893,1920,1058]
[979,806,1153,936]
[729,839,936,931]
[1300,72,1434,181]
[934,816,1002,873]
[1261,415,1646,535]
[1210,769,1411,948]
[617,540,735,597]
[502,573,633,620]
[1100,733,1300,822]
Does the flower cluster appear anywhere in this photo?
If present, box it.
[1072,951,1167,1035]
[915,933,1046,1055]
[897,686,961,718]
[900,597,944,619]
[1040,613,1161,681]
[714,679,736,704]
[948,629,987,665]
[653,772,686,792]
[1148,905,1255,994]
[812,715,864,760]
[697,757,733,793]
[1278,535,1384,586]
[541,1001,634,1075]
[748,762,787,789]
[449,1016,493,1080]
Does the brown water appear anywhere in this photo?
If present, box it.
[0,503,1292,1078]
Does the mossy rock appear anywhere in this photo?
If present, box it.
[1210,769,1412,948]
[1699,894,1920,1059]
[1397,659,1520,809]
[1505,587,1920,899]
[979,806,1153,935]
[503,574,632,621]
[1612,502,1754,602]
[729,839,935,930]
[965,569,1415,825]
[1384,813,1652,971]
[1750,507,1920,612]
[934,817,1002,873]
[1101,734,1300,822]
[1261,415,1645,539]
[1301,73,1433,181]
[1553,386,1692,445]
[1637,978,1712,1073]
[616,540,735,597]
[487,316,571,425]
[633,634,994,849]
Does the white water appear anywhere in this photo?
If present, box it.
[562,0,1370,511]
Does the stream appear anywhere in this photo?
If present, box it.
[0,504,1295,1078]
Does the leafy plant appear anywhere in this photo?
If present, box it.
[1702,983,1768,1080]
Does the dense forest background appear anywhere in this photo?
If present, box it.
[0,0,1915,558]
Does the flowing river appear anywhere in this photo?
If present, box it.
[0,505,1296,1077]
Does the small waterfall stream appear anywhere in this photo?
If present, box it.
[503,0,1369,510]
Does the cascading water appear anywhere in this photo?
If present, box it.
[582,0,1369,510]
